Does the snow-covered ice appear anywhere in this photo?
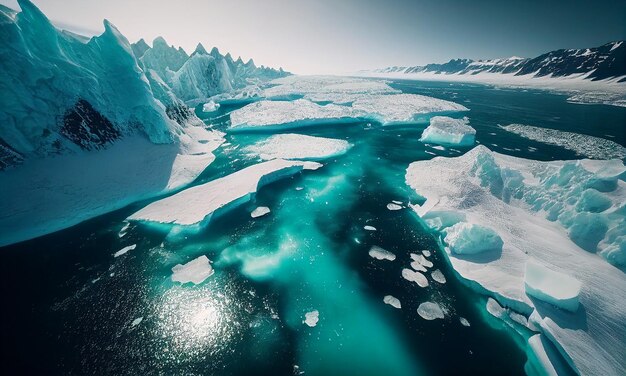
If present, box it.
[369,246,396,261]
[410,253,434,268]
[251,206,271,218]
[417,302,445,320]
[502,124,626,160]
[420,117,476,146]
[431,269,447,284]
[524,259,582,312]
[303,310,319,327]
[243,134,352,161]
[113,244,137,258]
[401,268,429,287]
[350,94,469,124]
[364,225,377,231]
[383,295,402,309]
[387,203,403,210]
[171,255,214,284]
[422,250,431,257]
[405,145,626,375]
[129,159,321,227]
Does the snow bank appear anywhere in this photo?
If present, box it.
[417,302,445,320]
[369,246,396,261]
[0,128,224,247]
[405,145,626,375]
[420,117,476,146]
[243,134,352,161]
[171,255,214,284]
[502,124,626,160]
[524,259,582,312]
[128,159,321,228]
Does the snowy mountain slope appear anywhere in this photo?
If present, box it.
[0,0,180,167]
[373,41,626,81]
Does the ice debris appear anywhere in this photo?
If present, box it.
[171,255,214,285]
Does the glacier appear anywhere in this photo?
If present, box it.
[128,159,322,229]
[405,145,626,375]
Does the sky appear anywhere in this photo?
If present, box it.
[2,0,625,74]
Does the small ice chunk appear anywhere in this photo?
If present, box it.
[402,268,429,287]
[295,187,304,191]
[422,250,431,257]
[431,269,447,284]
[251,206,271,218]
[303,310,319,327]
[432,146,445,151]
[486,297,506,319]
[392,200,403,205]
[420,116,476,146]
[459,317,471,327]
[444,222,503,255]
[383,295,402,309]
[387,203,403,211]
[369,246,396,261]
[410,261,427,272]
[171,255,214,285]
[524,259,582,312]
[364,225,377,231]
[202,100,220,113]
[113,244,136,257]
[118,222,130,238]
[131,317,143,327]
[417,302,445,320]
[410,253,433,268]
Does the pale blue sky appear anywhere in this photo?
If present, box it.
[2,0,625,74]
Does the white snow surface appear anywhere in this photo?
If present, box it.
[128,159,321,227]
[405,145,626,375]
[0,127,224,246]
[171,255,214,284]
[502,124,626,160]
[420,117,476,146]
[524,259,582,312]
[243,134,352,161]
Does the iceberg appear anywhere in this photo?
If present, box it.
[128,159,321,228]
[420,117,476,146]
[303,310,320,327]
[369,246,396,261]
[243,134,352,161]
[364,225,377,231]
[251,206,271,218]
[417,302,446,320]
[171,255,214,284]
[459,317,471,327]
[405,145,626,375]
[524,259,582,312]
[431,269,447,284]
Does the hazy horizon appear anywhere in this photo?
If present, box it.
[2,0,625,74]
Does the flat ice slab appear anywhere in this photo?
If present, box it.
[383,295,402,309]
[171,255,214,284]
[420,116,476,146]
[129,159,321,227]
[525,259,582,312]
[417,302,445,320]
[244,134,352,161]
[402,268,429,287]
[369,246,396,261]
[251,206,271,218]
[113,244,137,258]
[405,145,626,375]
[303,310,319,327]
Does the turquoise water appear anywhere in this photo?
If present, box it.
[2,80,624,375]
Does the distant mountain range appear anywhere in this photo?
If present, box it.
[373,41,625,82]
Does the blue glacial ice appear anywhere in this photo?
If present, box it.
[420,116,476,146]
[405,145,626,375]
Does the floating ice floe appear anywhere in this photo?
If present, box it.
[524,259,581,312]
[350,94,469,124]
[383,295,402,309]
[243,134,352,161]
[459,317,471,327]
[405,145,626,375]
[501,124,626,160]
[202,100,220,113]
[420,116,476,146]
[118,222,130,238]
[387,203,403,211]
[401,268,429,287]
[410,253,434,268]
[417,302,445,320]
[171,255,214,284]
[369,246,396,261]
[128,159,321,228]
[303,310,319,327]
[431,269,447,284]
[131,317,143,327]
[364,225,377,231]
[251,206,271,218]
[113,244,137,258]
[422,250,431,257]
